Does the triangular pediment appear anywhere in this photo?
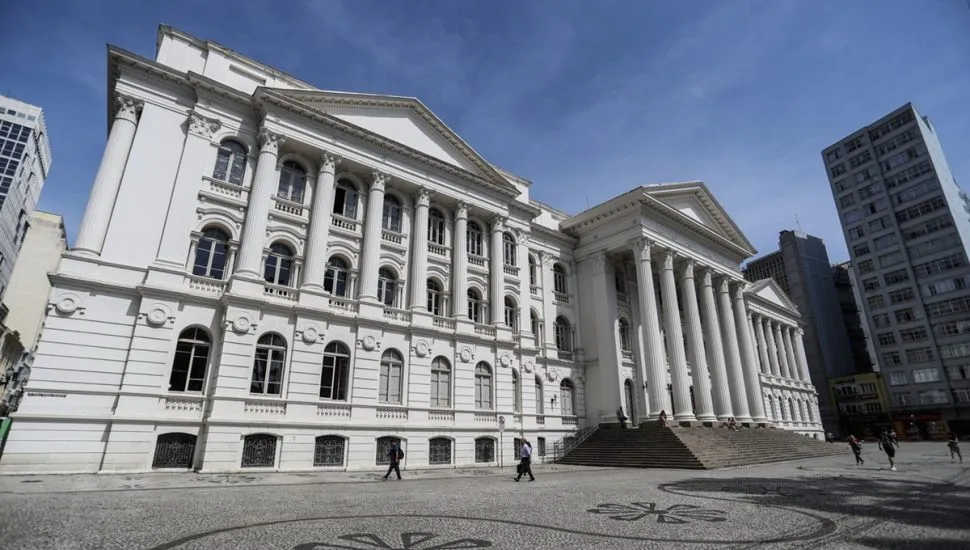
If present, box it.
[270,90,517,194]
[746,278,800,315]
[642,182,757,256]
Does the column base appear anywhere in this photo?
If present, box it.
[227,275,267,298]
[410,309,433,328]
[695,413,718,423]
[734,415,754,424]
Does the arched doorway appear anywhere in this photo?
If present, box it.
[624,379,636,427]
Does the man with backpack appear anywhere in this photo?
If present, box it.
[383,439,404,481]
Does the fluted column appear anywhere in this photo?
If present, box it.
[772,322,791,378]
[517,233,532,338]
[633,239,670,417]
[357,172,390,301]
[234,128,285,278]
[409,188,431,310]
[659,251,694,421]
[301,153,340,290]
[489,218,505,325]
[747,314,763,373]
[765,320,781,376]
[75,96,143,256]
[699,269,732,420]
[734,288,767,423]
[782,326,799,381]
[451,202,468,318]
[680,260,715,421]
[793,328,812,382]
[754,315,772,375]
[717,277,751,422]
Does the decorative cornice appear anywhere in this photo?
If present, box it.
[187,112,220,139]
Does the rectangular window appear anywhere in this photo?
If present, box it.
[877,332,896,346]
[926,296,970,318]
[918,390,948,405]
[888,288,914,304]
[892,178,938,205]
[913,254,966,279]
[889,371,908,386]
[921,274,970,297]
[857,259,875,274]
[882,143,926,172]
[903,215,953,240]
[867,295,885,309]
[908,233,962,260]
[868,216,892,232]
[953,389,970,403]
[905,348,934,363]
[892,391,911,406]
[849,226,865,240]
[899,328,927,343]
[884,160,933,189]
[894,308,920,323]
[858,182,882,199]
[844,209,863,223]
[883,351,902,365]
[873,233,897,250]
[831,163,847,177]
[845,136,865,151]
[853,243,871,257]
[883,269,910,286]
[849,150,872,168]
[840,194,858,208]
[896,196,947,223]
[947,365,970,380]
[940,342,970,360]
[834,179,851,193]
[827,149,844,163]
[873,313,892,328]
[934,320,970,338]
[863,278,880,291]
[879,251,903,268]
[864,198,889,215]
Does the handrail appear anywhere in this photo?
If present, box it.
[552,424,599,463]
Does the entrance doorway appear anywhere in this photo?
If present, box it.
[624,379,636,427]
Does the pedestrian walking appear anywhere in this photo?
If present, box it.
[514,439,535,482]
[658,410,668,428]
[947,433,963,463]
[889,429,899,448]
[617,406,628,429]
[878,429,897,471]
[848,435,864,465]
[382,439,404,481]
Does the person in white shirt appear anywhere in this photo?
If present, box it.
[515,439,535,482]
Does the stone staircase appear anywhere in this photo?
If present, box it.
[558,423,844,470]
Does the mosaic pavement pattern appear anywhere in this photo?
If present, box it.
[0,443,967,549]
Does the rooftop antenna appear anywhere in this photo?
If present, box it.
[795,213,802,232]
[586,197,590,209]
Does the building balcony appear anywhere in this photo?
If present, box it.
[330,214,361,235]
[272,195,308,220]
[432,316,456,331]
[381,229,404,245]
[327,295,358,315]
[263,282,298,302]
[186,274,226,296]
[199,176,248,206]
[553,291,570,304]
[530,285,540,296]
[382,307,412,324]
[474,323,497,338]
[427,242,449,258]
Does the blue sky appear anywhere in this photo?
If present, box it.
[3,1,969,263]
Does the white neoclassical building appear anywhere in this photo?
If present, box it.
[0,27,821,474]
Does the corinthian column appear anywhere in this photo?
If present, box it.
[700,269,732,420]
[489,218,505,325]
[793,328,812,381]
[74,96,143,256]
[782,326,799,381]
[717,277,751,422]
[409,188,431,311]
[234,128,285,278]
[773,323,792,379]
[633,239,670,417]
[680,260,715,421]
[451,202,468,318]
[754,315,772,375]
[301,153,340,290]
[765,320,781,376]
[659,250,694,421]
[734,287,767,423]
[357,172,389,301]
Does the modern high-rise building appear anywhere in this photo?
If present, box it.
[0,96,52,306]
[833,261,877,374]
[823,103,970,439]
[743,230,857,434]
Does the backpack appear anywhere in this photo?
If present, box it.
[397,448,405,460]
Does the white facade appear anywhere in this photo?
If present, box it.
[3,211,66,350]
[0,27,821,474]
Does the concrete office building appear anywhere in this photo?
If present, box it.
[743,230,856,435]
[823,103,970,439]
[0,96,52,305]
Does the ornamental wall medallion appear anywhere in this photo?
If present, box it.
[523,361,534,373]
[413,340,430,358]
[459,347,473,363]
[301,324,321,345]
[359,335,378,351]
[232,315,253,334]
[547,369,560,382]
[499,353,512,368]
[145,305,171,328]
[53,293,83,316]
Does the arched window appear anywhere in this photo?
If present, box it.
[152,433,196,469]
[382,195,402,232]
[212,140,246,185]
[806,400,815,423]
[430,356,451,408]
[378,267,397,307]
[168,327,210,392]
[504,296,518,331]
[535,376,544,414]
[467,288,483,324]
[192,228,230,280]
[379,349,404,404]
[264,242,294,286]
[313,435,345,467]
[474,362,493,410]
[560,379,575,416]
[554,316,573,352]
[323,256,350,297]
[467,221,483,256]
[332,178,358,219]
[531,310,541,339]
[376,436,401,465]
[428,208,445,245]
[277,160,306,203]
[242,434,278,467]
[512,369,521,413]
[553,263,567,294]
[619,318,632,352]
[251,333,286,395]
[474,437,495,463]
[767,395,775,420]
[320,342,350,400]
[788,398,796,421]
[426,279,443,316]
[503,232,516,266]
[528,255,538,286]
[429,437,452,465]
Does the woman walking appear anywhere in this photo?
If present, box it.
[878,429,897,471]
[947,433,962,463]
[848,435,864,465]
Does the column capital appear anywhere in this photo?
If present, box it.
[114,95,144,123]
[370,170,390,191]
[414,186,431,207]
[661,248,677,271]
[257,128,285,155]
[716,275,731,294]
[632,237,654,261]
[490,216,507,233]
[516,229,530,245]
[187,112,221,140]
[589,252,607,275]
[319,152,342,174]
[679,257,696,278]
[746,309,753,320]
[455,201,468,220]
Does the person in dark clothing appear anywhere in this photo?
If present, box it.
[515,439,535,482]
[878,430,897,471]
[848,435,864,465]
[383,440,404,480]
[617,407,628,429]
[947,433,962,463]
[658,410,668,428]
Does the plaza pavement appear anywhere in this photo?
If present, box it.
[0,442,966,549]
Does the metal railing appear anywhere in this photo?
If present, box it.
[552,424,598,463]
